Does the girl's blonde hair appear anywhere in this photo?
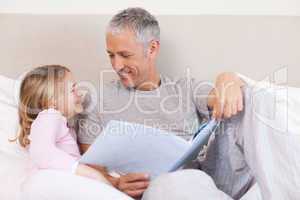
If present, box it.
[18,65,70,147]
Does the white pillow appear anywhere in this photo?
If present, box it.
[0,74,29,200]
[0,74,19,106]
[238,75,300,199]
[0,74,25,157]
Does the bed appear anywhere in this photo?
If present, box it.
[1,14,299,200]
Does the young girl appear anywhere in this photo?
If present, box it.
[18,65,110,184]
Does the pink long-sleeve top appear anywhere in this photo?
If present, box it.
[28,109,81,172]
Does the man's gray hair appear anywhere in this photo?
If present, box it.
[107,7,160,47]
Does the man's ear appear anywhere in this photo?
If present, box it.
[148,40,160,58]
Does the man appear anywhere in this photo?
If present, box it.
[78,7,251,199]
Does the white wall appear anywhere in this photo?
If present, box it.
[1,14,299,86]
[1,0,300,15]
[1,1,299,86]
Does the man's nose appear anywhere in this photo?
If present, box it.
[112,56,125,73]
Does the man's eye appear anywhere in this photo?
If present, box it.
[108,54,114,58]
[121,54,131,58]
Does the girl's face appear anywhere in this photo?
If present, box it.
[55,72,84,119]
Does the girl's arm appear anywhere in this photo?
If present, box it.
[29,110,110,184]
[29,112,79,170]
[85,164,120,187]
[75,163,111,185]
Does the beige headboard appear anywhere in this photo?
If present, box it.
[0,14,299,86]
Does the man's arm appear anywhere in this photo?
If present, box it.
[208,72,245,119]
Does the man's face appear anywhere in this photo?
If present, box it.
[106,29,151,88]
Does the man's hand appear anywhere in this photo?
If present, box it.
[117,173,150,198]
[208,72,245,119]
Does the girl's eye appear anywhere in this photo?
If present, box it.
[71,83,77,93]
[71,86,76,94]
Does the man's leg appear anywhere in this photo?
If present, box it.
[142,169,232,200]
[199,111,255,199]
[142,87,255,200]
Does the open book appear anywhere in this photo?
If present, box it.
[80,119,220,178]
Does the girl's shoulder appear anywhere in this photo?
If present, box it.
[28,109,71,144]
[39,108,64,116]
[32,108,67,128]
